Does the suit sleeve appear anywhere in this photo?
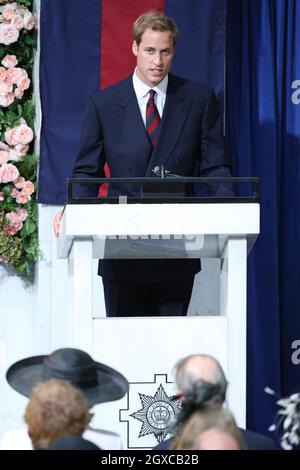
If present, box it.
[197,89,234,196]
[71,94,105,197]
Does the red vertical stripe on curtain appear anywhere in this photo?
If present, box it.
[100,0,165,89]
[99,0,164,196]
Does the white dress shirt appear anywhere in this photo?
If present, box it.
[132,69,168,126]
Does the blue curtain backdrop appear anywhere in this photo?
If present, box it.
[38,0,102,205]
[226,0,300,435]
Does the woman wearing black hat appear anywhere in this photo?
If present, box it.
[1,348,128,450]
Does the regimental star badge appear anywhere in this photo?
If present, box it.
[130,384,181,443]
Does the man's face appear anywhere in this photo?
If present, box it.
[132,28,175,87]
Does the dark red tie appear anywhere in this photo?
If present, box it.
[146,89,161,146]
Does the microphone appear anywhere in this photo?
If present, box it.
[152,165,170,177]
[152,166,181,178]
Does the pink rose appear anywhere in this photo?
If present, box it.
[14,87,24,99]
[10,187,18,197]
[14,144,29,157]
[0,24,19,45]
[5,128,17,146]
[15,208,28,221]
[5,120,33,148]
[12,220,23,231]
[14,123,34,145]
[0,142,9,152]
[0,163,19,183]
[0,67,7,81]
[10,14,24,30]
[6,211,25,234]
[0,192,4,202]
[19,69,28,79]
[2,4,17,21]
[6,66,23,84]
[3,225,18,236]
[0,80,13,94]
[6,211,19,224]
[0,92,14,107]
[4,214,23,234]
[22,180,34,195]
[16,191,31,204]
[14,176,25,189]
[8,149,21,162]
[17,76,30,90]
[5,123,33,146]
[0,150,9,164]
[23,12,35,30]
[1,54,18,68]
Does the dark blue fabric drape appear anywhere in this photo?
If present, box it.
[166,0,226,103]
[39,0,102,204]
[226,0,300,437]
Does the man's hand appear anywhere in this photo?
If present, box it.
[53,211,62,237]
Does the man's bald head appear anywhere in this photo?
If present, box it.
[173,354,227,402]
[183,355,218,384]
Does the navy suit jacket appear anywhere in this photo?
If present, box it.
[72,73,232,283]
[153,429,278,451]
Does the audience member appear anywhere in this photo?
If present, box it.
[171,404,245,450]
[1,348,128,450]
[47,435,100,450]
[154,354,278,450]
[24,380,91,449]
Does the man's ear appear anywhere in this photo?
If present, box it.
[132,40,138,57]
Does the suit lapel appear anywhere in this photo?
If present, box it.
[113,77,152,170]
[146,75,192,175]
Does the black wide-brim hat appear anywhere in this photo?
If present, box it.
[6,348,129,407]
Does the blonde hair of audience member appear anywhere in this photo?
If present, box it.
[24,380,92,450]
[171,405,246,450]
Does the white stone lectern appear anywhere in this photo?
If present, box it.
[57,202,259,449]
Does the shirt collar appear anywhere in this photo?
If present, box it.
[132,68,168,100]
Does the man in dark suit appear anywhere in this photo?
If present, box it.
[55,11,232,317]
[154,354,278,450]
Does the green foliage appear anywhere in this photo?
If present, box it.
[0,98,35,144]
[0,231,23,265]
[0,30,37,74]
[22,96,35,129]
[16,0,33,7]
[17,153,38,181]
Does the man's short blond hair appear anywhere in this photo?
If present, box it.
[133,10,179,46]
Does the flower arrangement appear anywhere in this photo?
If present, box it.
[0,54,30,107]
[265,386,300,450]
[0,1,35,45]
[0,0,38,280]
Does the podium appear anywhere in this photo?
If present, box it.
[57,202,259,449]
